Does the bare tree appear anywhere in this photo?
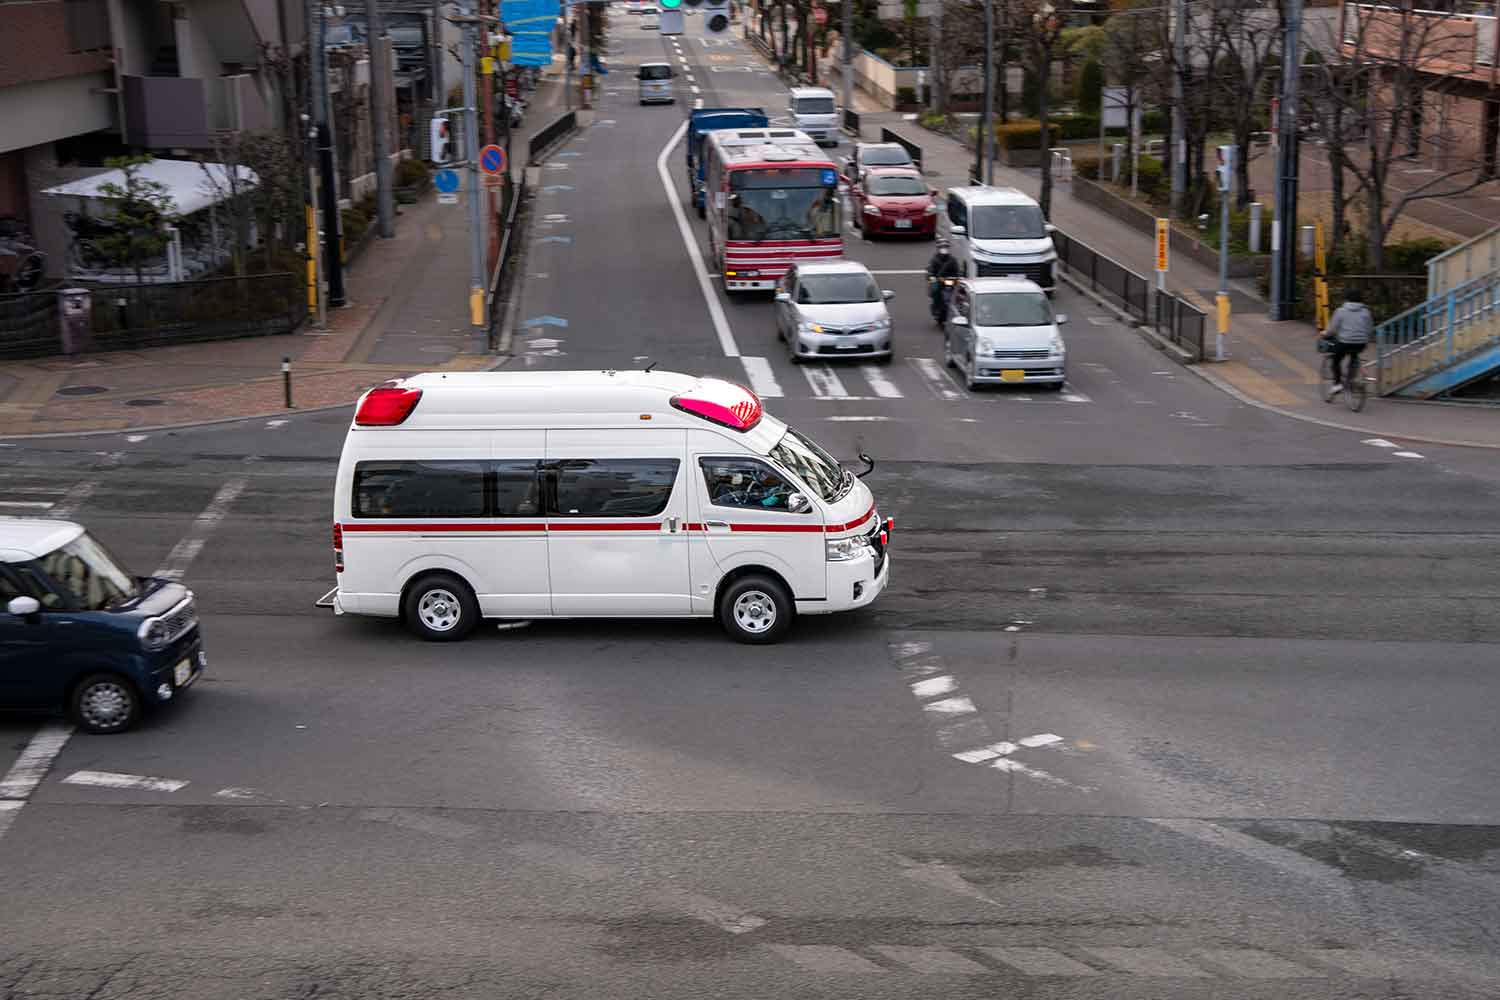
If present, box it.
[1310,2,1499,269]
[1099,0,1161,194]
[1213,0,1284,207]
[1019,0,1069,217]
[1154,0,1233,218]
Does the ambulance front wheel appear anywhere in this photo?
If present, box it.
[718,575,792,644]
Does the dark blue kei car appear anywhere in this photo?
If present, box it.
[1,518,205,734]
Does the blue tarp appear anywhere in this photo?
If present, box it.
[502,0,555,67]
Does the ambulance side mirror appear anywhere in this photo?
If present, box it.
[788,492,812,514]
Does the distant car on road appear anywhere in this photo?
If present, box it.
[775,259,896,364]
[0,518,205,733]
[638,61,675,103]
[943,276,1068,390]
[640,10,659,28]
[842,141,914,187]
[850,166,939,239]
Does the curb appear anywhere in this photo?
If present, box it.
[1057,269,1195,365]
[0,400,359,442]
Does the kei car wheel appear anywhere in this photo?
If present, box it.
[71,673,141,734]
[718,575,792,644]
[965,353,980,391]
[404,573,479,641]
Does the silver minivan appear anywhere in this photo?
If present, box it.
[638,62,674,104]
[943,277,1068,389]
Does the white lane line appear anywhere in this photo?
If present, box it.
[1362,438,1397,448]
[155,476,247,580]
[826,415,893,422]
[982,946,1102,976]
[768,945,885,974]
[214,787,261,800]
[0,801,21,840]
[1392,450,1424,459]
[1060,387,1091,402]
[922,696,977,716]
[909,356,963,400]
[61,770,188,793]
[739,356,783,398]
[265,419,289,429]
[0,500,54,509]
[126,433,149,443]
[691,84,701,94]
[655,120,739,357]
[909,675,956,699]
[813,396,896,401]
[802,365,849,397]
[1081,946,1210,977]
[872,945,989,974]
[42,480,98,513]
[867,269,927,275]
[1018,732,1063,748]
[858,364,902,398]
[0,724,74,800]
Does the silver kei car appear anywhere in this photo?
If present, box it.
[943,276,1069,389]
[774,260,896,364]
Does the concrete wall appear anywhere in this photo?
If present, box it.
[1072,175,1267,279]
[0,75,116,156]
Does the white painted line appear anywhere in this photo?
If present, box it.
[1060,386,1091,402]
[655,120,739,357]
[1017,732,1063,748]
[691,84,701,94]
[858,364,902,398]
[1392,450,1424,458]
[826,415,892,422]
[909,356,963,400]
[872,945,989,974]
[1362,438,1397,447]
[803,365,849,397]
[62,770,188,793]
[980,947,1101,976]
[768,945,885,973]
[0,500,54,509]
[739,356,783,398]
[952,745,1008,763]
[0,724,73,800]
[214,787,260,800]
[686,74,695,83]
[1081,946,1210,977]
[0,801,21,840]
[48,480,95,520]
[889,640,933,659]
[922,696,977,716]
[265,419,288,428]
[991,758,1074,786]
[1198,948,1323,979]
[126,434,149,443]
[909,675,956,699]
[155,476,247,580]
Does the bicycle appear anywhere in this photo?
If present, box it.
[1318,339,1369,412]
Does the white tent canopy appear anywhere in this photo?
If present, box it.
[43,160,259,217]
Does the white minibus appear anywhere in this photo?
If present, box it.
[332,370,891,643]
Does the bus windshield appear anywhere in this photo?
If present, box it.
[728,181,840,241]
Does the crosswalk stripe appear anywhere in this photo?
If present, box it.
[909,357,963,400]
[1198,949,1323,979]
[767,945,885,973]
[858,364,902,398]
[978,946,1101,976]
[0,500,55,509]
[1081,946,1210,977]
[871,945,989,974]
[802,365,849,398]
[739,356,783,398]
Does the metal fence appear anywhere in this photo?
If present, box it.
[880,127,923,170]
[0,273,303,359]
[487,170,529,349]
[843,108,861,138]
[1053,229,1206,361]
[528,112,576,165]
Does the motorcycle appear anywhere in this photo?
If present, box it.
[929,276,958,326]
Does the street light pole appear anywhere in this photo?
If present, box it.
[840,0,852,122]
[1270,0,1303,321]
[368,0,395,239]
[1169,0,1185,218]
[979,0,992,185]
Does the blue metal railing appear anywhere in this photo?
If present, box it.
[1375,268,1500,396]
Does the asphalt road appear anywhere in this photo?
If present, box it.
[2,16,1500,1000]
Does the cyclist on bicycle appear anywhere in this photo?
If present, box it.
[1321,289,1374,398]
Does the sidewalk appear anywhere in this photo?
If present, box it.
[0,73,570,439]
[852,108,1500,448]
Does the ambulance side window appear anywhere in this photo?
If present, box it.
[699,458,795,511]
[551,459,680,516]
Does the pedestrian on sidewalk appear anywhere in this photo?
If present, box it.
[1321,289,1374,398]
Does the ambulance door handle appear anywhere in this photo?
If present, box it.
[660,516,680,534]
[704,520,731,535]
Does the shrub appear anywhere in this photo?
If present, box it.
[1134,155,1165,198]
[1077,60,1103,116]
[1383,237,1452,274]
[1075,158,1101,180]
[1141,109,1167,134]
[919,110,946,131]
[1050,113,1101,141]
[341,206,370,247]
[896,86,917,106]
[994,121,1054,150]
[395,158,430,187]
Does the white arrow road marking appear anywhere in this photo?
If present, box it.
[63,770,188,793]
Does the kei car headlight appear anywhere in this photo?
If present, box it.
[826,536,872,562]
[138,617,170,651]
[977,337,994,353]
[1051,334,1066,355]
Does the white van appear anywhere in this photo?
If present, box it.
[638,62,674,103]
[939,186,1058,293]
[788,86,839,146]
[332,371,891,644]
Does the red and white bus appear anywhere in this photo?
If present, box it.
[702,128,843,292]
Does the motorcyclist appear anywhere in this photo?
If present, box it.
[927,240,961,320]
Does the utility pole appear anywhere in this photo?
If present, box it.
[1270,0,1303,320]
[989,0,1001,186]
[482,0,495,147]
[457,0,486,330]
[978,0,992,185]
[1169,0,1186,218]
[368,0,395,238]
[840,0,852,120]
[928,0,942,114]
[312,2,346,307]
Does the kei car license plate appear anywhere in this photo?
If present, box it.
[894,219,913,229]
[174,658,192,686]
[1001,370,1027,383]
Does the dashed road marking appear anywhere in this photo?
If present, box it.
[872,945,990,974]
[803,365,849,398]
[1083,946,1211,977]
[980,946,1102,976]
[155,477,246,581]
[858,363,902,397]
[909,675,956,699]
[62,770,188,793]
[1392,450,1424,459]
[1362,437,1397,448]
[768,945,885,973]
[740,356,783,398]
[826,415,893,422]
[922,696,977,716]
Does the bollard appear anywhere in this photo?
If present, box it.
[1111,143,1123,184]
[1300,224,1315,258]
[1248,202,1263,254]
[282,356,292,409]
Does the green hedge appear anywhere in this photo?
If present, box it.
[994,121,1056,150]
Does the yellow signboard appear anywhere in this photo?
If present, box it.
[482,56,495,76]
[1155,218,1169,272]
[1314,220,1327,277]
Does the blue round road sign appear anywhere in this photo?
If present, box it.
[479,144,507,175]
[434,169,461,194]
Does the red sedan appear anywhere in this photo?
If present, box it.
[851,167,939,238]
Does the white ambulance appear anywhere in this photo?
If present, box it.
[331,370,892,643]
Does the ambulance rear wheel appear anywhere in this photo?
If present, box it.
[404,573,479,642]
[719,575,792,644]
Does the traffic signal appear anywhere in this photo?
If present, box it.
[430,118,451,164]
[703,0,730,33]
[1215,144,1234,193]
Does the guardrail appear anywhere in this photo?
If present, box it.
[843,108,861,138]
[1375,268,1500,396]
[528,111,576,165]
[1053,229,1205,361]
[487,170,529,349]
[879,127,922,169]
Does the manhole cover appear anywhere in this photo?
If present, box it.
[124,398,167,407]
[56,385,109,396]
